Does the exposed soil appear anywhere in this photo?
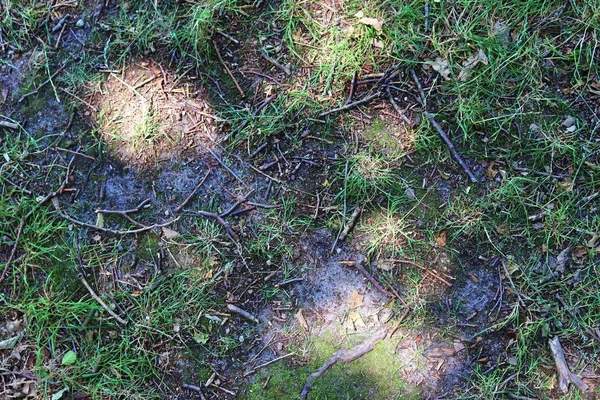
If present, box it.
[5,1,598,400]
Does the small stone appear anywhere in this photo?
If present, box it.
[76,18,85,28]
[562,115,575,128]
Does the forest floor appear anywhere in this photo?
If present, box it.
[1,0,599,399]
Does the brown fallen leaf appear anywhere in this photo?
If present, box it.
[426,58,451,80]
[435,231,447,247]
[555,248,570,274]
[458,49,488,81]
[348,290,364,310]
[355,11,383,34]
[162,227,180,239]
[347,311,366,330]
[295,309,309,332]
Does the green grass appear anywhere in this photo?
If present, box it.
[2,0,600,398]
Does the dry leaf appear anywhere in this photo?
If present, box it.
[162,227,180,239]
[572,246,587,258]
[347,311,365,330]
[458,49,488,81]
[486,161,498,179]
[426,58,451,81]
[348,290,364,310]
[358,17,383,34]
[555,248,570,274]
[435,231,447,247]
[295,308,309,332]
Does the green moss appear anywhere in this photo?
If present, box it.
[247,332,418,400]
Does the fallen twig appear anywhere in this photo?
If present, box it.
[78,273,128,325]
[244,353,295,377]
[182,383,207,400]
[213,40,245,97]
[59,211,178,235]
[208,148,249,187]
[423,112,478,183]
[198,211,239,243]
[0,218,25,285]
[340,260,393,297]
[339,206,361,241]
[386,259,453,287]
[55,146,96,160]
[301,327,388,399]
[18,63,67,103]
[38,153,76,205]
[549,337,589,393]
[387,92,413,126]
[220,189,255,217]
[261,50,291,75]
[174,170,211,213]
[95,199,150,215]
[409,71,478,183]
[227,304,259,323]
[0,120,19,130]
[319,92,380,117]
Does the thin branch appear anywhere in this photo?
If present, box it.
[386,259,453,287]
[0,218,25,284]
[227,304,259,323]
[301,328,388,399]
[174,170,211,213]
[319,92,380,117]
[198,211,239,243]
[339,260,394,297]
[213,40,245,97]
[208,148,249,187]
[78,273,128,325]
[59,211,178,235]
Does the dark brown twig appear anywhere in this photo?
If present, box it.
[208,148,249,187]
[182,384,207,400]
[340,260,393,297]
[220,189,255,217]
[386,259,453,287]
[198,211,239,243]
[410,71,478,183]
[423,112,478,183]
[0,218,25,284]
[301,328,388,399]
[174,170,211,213]
[213,40,245,97]
[59,211,178,235]
[78,273,128,325]
[319,92,380,117]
